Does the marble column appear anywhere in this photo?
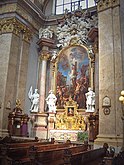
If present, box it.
[39,51,50,112]
[32,38,55,139]
[37,38,55,112]
[94,0,123,152]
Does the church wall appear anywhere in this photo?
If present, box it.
[16,38,30,110]
[24,35,39,138]
[120,0,124,86]
[24,35,39,115]
[113,6,123,137]
[1,32,31,131]
[0,0,46,136]
[3,33,22,130]
[0,33,12,135]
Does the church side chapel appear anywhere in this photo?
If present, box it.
[0,0,124,165]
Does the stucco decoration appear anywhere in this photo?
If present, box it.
[56,8,98,48]
[39,26,53,39]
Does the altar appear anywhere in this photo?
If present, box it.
[50,129,84,142]
[47,98,88,142]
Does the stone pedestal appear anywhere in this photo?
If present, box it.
[48,112,56,129]
[31,113,48,139]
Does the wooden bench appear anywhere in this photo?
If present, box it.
[29,144,88,165]
[0,140,54,165]
[0,141,73,165]
[64,147,106,165]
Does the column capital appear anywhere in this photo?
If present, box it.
[39,51,50,61]
[97,0,120,12]
[1,17,32,43]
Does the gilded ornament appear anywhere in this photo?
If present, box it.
[1,18,32,42]
[97,0,120,12]
[39,51,50,61]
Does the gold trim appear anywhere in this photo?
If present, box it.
[39,51,50,61]
[1,17,32,42]
[55,99,86,130]
[53,44,94,93]
[97,0,120,12]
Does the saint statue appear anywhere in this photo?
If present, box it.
[85,87,95,112]
[28,86,39,113]
[46,90,57,113]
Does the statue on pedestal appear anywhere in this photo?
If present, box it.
[46,90,57,113]
[85,87,95,112]
[28,86,39,113]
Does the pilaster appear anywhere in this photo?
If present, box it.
[0,17,33,136]
[94,0,123,152]
[97,0,120,12]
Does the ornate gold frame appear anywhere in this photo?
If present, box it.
[55,98,86,130]
[51,44,94,111]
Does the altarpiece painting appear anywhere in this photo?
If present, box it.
[56,45,90,109]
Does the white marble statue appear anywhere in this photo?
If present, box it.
[28,86,39,113]
[85,87,95,112]
[46,90,57,113]
[39,26,53,39]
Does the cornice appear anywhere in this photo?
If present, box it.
[97,0,120,12]
[1,17,32,43]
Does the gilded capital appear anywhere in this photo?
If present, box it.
[39,51,50,61]
[1,18,32,42]
[97,0,120,12]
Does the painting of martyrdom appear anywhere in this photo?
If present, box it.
[56,45,89,109]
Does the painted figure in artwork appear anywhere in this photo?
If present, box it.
[68,107,74,116]
[46,90,57,113]
[56,45,89,109]
[28,87,39,113]
[85,87,95,112]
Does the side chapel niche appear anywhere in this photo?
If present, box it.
[46,8,98,140]
[53,44,91,132]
